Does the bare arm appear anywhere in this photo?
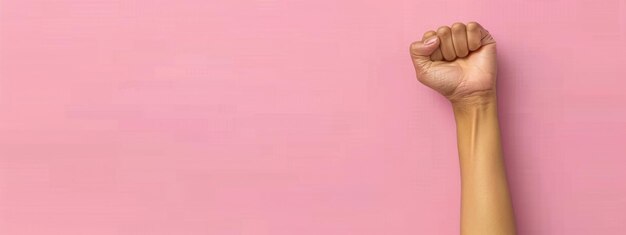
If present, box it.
[409,22,516,235]
[453,94,516,235]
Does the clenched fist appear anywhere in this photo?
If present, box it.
[409,22,497,104]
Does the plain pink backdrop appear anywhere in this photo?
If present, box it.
[1,0,626,234]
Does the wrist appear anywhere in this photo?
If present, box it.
[450,90,498,113]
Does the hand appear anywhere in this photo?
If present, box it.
[409,22,497,104]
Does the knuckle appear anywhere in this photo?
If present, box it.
[467,21,480,31]
[451,22,465,30]
[422,30,436,38]
[409,42,417,51]
[437,26,451,35]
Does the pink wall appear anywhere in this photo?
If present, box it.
[1,0,626,234]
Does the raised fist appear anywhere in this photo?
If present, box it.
[409,22,497,103]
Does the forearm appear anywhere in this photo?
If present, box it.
[452,93,516,235]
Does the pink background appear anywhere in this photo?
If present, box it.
[1,0,626,234]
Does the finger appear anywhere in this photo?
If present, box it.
[467,22,482,51]
[410,36,440,58]
[422,30,444,61]
[467,22,496,51]
[409,36,440,75]
[451,22,469,58]
[437,26,456,61]
[480,26,496,45]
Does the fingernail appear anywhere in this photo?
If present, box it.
[424,36,437,45]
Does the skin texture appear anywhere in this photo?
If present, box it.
[409,22,517,235]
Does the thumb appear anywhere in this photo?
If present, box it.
[409,36,440,72]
